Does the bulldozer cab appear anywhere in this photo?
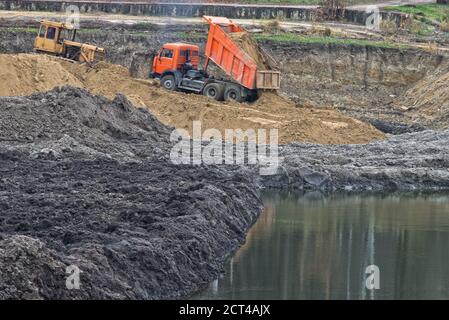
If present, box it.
[34,20,76,54]
[33,20,105,64]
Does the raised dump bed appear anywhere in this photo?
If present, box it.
[203,16,281,90]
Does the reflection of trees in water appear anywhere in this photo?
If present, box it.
[223,192,449,299]
[233,202,277,262]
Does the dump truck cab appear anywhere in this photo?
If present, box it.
[151,42,209,94]
[34,20,76,55]
[151,43,200,77]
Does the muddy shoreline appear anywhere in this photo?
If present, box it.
[261,130,449,191]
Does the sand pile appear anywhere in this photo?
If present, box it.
[397,64,449,129]
[229,31,276,70]
[0,54,82,96]
[0,53,384,144]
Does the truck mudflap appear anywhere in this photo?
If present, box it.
[256,71,281,90]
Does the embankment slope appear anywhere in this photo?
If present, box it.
[397,63,449,129]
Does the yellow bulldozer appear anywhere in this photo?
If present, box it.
[33,20,105,64]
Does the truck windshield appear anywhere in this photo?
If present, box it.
[160,49,173,58]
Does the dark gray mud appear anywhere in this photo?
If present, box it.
[263,130,449,191]
[0,86,262,299]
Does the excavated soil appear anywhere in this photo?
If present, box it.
[0,53,384,145]
[0,86,262,299]
[396,63,449,129]
[0,54,82,96]
[229,31,275,70]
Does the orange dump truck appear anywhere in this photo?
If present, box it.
[150,16,280,102]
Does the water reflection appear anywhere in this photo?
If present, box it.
[196,191,449,300]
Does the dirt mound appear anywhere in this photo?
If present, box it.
[0,86,262,299]
[58,60,159,109]
[397,64,449,129]
[0,85,171,160]
[0,53,384,145]
[0,54,82,96]
[229,31,274,70]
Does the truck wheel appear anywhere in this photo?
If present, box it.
[161,75,177,91]
[224,85,244,103]
[203,83,224,101]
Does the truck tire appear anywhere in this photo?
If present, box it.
[203,83,224,101]
[161,75,177,91]
[224,85,244,103]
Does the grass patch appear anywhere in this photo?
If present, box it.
[174,31,207,40]
[145,30,410,49]
[1,27,413,50]
[384,4,449,35]
[140,29,410,49]
[131,22,157,30]
[402,17,434,36]
[7,27,38,34]
[235,0,323,4]
[212,0,386,5]
[255,33,410,49]
[384,4,449,23]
